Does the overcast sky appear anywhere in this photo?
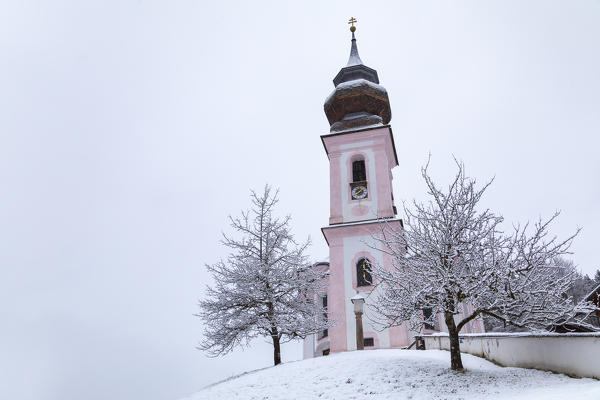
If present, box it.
[1,1,599,400]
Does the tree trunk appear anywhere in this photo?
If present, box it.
[266,300,281,366]
[444,311,464,370]
[271,330,281,366]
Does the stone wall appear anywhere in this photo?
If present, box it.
[421,333,600,379]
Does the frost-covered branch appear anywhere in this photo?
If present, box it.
[369,158,597,370]
[197,185,332,365]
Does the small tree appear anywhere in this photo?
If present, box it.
[371,159,596,370]
[198,185,330,365]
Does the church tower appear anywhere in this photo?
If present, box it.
[304,21,409,358]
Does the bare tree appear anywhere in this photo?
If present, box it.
[197,185,330,365]
[371,159,596,370]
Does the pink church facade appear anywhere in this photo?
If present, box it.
[303,28,483,359]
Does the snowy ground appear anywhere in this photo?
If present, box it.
[183,349,600,400]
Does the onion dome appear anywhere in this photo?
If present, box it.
[324,22,392,133]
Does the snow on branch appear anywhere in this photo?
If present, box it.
[197,185,332,364]
[368,158,597,370]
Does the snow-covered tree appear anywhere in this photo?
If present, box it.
[553,258,597,306]
[370,159,597,370]
[484,258,599,332]
[198,185,330,365]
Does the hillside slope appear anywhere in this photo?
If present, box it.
[183,349,600,400]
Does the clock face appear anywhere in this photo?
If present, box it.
[351,185,368,200]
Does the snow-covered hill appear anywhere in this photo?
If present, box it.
[182,349,600,400]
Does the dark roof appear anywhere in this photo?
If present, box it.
[585,283,600,303]
[333,31,379,87]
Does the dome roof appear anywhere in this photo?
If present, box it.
[324,29,392,133]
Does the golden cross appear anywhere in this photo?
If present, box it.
[348,17,357,27]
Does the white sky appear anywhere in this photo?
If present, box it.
[1,1,599,400]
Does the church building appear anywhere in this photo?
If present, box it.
[303,21,484,358]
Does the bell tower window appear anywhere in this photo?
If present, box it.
[350,159,369,200]
[356,258,372,287]
[352,159,366,182]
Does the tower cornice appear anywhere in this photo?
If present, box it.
[321,218,404,246]
[320,124,399,167]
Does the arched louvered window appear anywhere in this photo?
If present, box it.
[356,258,372,287]
[352,159,366,182]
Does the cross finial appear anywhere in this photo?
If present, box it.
[348,17,357,32]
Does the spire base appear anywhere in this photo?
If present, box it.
[333,64,379,87]
[330,113,383,133]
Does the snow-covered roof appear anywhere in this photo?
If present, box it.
[324,78,388,104]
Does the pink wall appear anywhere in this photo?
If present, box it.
[322,126,398,225]
[306,125,412,357]
[322,219,404,354]
[326,240,348,352]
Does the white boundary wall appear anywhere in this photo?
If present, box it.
[421,333,600,379]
